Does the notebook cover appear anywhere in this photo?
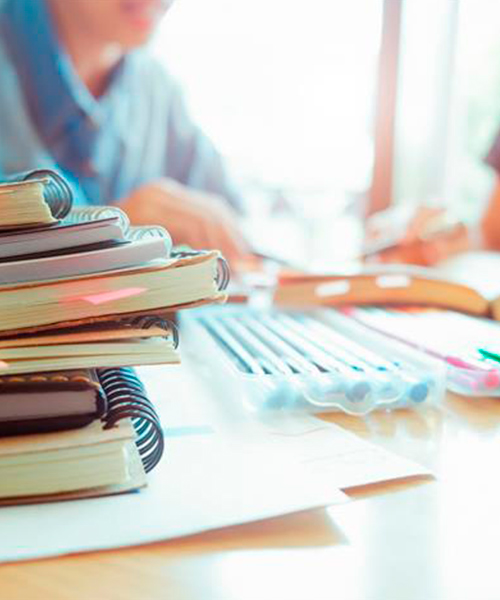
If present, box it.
[0,239,128,263]
[0,367,165,474]
[0,370,106,437]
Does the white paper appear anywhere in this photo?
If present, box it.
[145,364,431,491]
[0,364,430,563]
[0,427,347,563]
[257,413,431,489]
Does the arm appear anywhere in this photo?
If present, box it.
[117,67,249,266]
[480,178,500,250]
[119,178,249,267]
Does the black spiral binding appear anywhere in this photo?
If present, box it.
[97,367,164,473]
[172,250,230,291]
[118,314,179,349]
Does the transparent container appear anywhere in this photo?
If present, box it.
[337,307,500,397]
[179,304,445,416]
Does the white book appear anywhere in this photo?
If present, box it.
[0,237,171,284]
[0,218,126,259]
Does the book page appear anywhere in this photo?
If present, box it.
[0,419,135,457]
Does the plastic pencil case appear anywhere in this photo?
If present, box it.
[179,305,445,416]
[338,308,500,397]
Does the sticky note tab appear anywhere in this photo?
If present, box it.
[0,360,9,370]
[63,287,147,306]
[315,280,350,298]
[375,275,411,289]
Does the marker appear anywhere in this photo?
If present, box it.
[347,307,500,391]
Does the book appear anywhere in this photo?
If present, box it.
[0,316,179,375]
[0,173,172,262]
[0,170,73,228]
[0,236,171,284]
[0,202,173,281]
[0,218,126,260]
[0,369,107,435]
[0,179,56,227]
[0,366,164,504]
[271,258,500,319]
[0,250,228,334]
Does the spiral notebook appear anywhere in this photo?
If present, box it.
[0,205,173,284]
[0,171,229,334]
[0,366,164,505]
[0,170,172,262]
[0,314,179,376]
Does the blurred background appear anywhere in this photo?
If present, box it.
[152,0,500,266]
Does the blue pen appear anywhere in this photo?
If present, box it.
[312,311,431,404]
[261,313,373,404]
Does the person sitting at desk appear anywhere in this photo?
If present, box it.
[365,125,500,266]
[0,0,248,265]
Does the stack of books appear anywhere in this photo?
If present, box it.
[0,170,228,505]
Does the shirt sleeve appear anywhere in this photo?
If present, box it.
[485,127,500,175]
[163,78,245,212]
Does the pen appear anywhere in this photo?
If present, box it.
[264,313,374,404]
[478,348,500,364]
[251,250,301,270]
[223,316,295,376]
[306,311,431,404]
[293,314,414,403]
[199,317,265,375]
[238,314,321,375]
[361,215,463,258]
[257,313,373,404]
[348,307,500,390]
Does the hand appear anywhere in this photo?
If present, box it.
[119,179,250,267]
[364,205,471,265]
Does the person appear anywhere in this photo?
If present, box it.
[0,0,249,265]
[364,128,500,266]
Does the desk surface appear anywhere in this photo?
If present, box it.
[2,387,500,600]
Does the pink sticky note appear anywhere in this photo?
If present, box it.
[0,361,9,370]
[77,287,147,306]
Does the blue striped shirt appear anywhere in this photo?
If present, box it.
[0,0,242,208]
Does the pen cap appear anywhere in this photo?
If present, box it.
[7,170,73,219]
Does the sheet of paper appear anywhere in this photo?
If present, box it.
[0,364,430,563]
[145,363,432,491]
[254,414,431,490]
[0,366,347,563]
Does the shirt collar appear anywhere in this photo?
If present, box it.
[0,0,131,148]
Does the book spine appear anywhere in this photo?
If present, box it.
[97,367,164,473]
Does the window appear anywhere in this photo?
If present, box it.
[152,0,383,262]
[445,0,500,219]
[393,0,500,222]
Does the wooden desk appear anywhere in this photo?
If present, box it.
[2,389,499,600]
